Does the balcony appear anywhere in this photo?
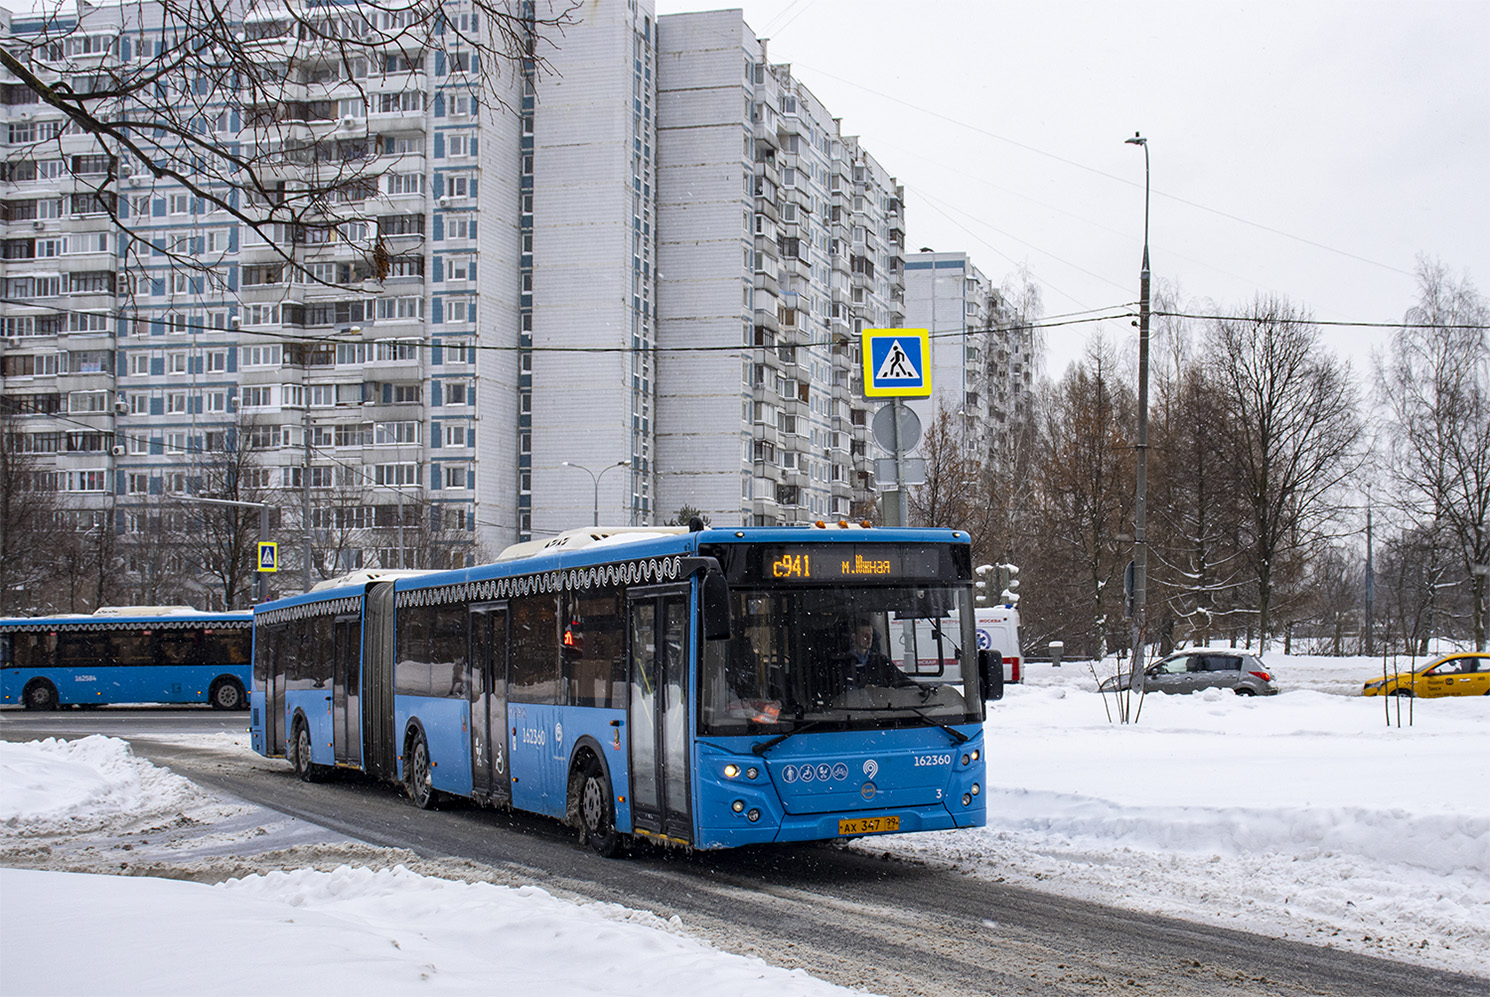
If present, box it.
[750,496,779,522]
[753,460,782,484]
[752,422,780,447]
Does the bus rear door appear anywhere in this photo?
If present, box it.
[468,603,511,805]
[627,585,692,844]
[333,615,361,765]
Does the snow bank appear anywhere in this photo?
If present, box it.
[856,667,1490,974]
[0,735,197,826]
[0,865,861,997]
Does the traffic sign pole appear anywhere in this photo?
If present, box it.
[888,398,907,526]
[861,329,930,526]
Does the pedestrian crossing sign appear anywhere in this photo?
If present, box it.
[861,328,931,398]
[257,542,278,573]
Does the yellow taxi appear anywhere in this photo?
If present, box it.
[1362,652,1490,697]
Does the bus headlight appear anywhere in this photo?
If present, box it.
[971,783,980,795]
[746,766,759,780]
[723,764,740,778]
[732,800,745,813]
[747,808,761,822]
[961,793,972,806]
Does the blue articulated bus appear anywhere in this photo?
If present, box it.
[250,524,999,854]
[1,607,253,710]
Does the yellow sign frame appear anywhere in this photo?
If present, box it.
[861,327,931,398]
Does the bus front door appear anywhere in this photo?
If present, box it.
[627,585,692,844]
[263,626,285,756]
[333,615,361,765]
[468,603,510,805]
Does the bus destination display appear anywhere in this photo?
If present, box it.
[759,545,945,583]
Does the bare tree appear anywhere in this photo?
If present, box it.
[1148,358,1251,650]
[0,415,81,614]
[1378,258,1490,650]
[1301,543,1363,655]
[383,488,488,571]
[0,0,575,284]
[188,421,283,608]
[1375,523,1459,656]
[115,492,202,606]
[906,406,983,532]
[1207,296,1363,647]
[304,476,379,581]
[1026,338,1135,659]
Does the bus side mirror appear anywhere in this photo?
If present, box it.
[979,649,1004,702]
[702,570,732,641]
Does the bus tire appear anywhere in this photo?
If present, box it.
[209,677,245,711]
[576,754,623,857]
[23,680,58,711]
[292,717,324,783]
[405,731,439,810]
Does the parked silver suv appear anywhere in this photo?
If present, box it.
[1100,648,1278,696]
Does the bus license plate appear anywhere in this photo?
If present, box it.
[838,815,900,836]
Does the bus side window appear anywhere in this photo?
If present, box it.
[110,631,153,666]
[158,630,202,666]
[565,591,626,709]
[58,632,109,667]
[201,631,249,665]
[509,594,560,704]
[430,604,467,697]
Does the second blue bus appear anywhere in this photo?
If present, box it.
[1,607,252,709]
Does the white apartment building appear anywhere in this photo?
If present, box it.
[655,10,904,526]
[903,251,1034,445]
[1,1,925,604]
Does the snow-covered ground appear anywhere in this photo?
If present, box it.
[1,652,1487,994]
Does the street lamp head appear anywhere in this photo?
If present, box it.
[1125,132,1146,146]
[561,461,576,468]
[615,459,632,468]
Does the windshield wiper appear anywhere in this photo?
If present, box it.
[751,719,826,755]
[911,707,971,744]
[832,701,973,745]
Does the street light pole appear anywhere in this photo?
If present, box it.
[176,494,271,604]
[1125,132,1152,721]
[561,459,631,527]
[1365,484,1375,657]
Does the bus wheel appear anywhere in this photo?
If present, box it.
[406,732,439,810]
[577,755,623,857]
[292,718,323,783]
[210,678,245,711]
[23,680,58,711]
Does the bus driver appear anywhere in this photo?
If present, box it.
[841,621,917,689]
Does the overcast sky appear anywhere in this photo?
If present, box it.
[655,0,1490,380]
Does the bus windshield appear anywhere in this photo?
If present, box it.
[700,584,983,736]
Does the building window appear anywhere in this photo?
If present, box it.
[68,390,108,413]
[374,462,417,486]
[69,469,108,492]
[240,385,274,408]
